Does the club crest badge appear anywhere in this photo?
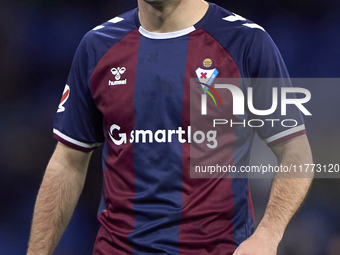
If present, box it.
[195,59,222,115]
[195,58,219,92]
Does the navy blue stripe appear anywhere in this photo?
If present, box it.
[231,112,255,247]
[128,35,189,254]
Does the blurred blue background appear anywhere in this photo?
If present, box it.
[0,0,339,254]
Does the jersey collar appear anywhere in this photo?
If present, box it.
[138,26,195,39]
[134,2,215,40]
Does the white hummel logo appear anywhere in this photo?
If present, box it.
[111,67,126,80]
[109,67,127,86]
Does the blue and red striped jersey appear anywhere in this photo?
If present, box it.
[53,3,305,254]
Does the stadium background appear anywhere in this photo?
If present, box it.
[1,0,339,254]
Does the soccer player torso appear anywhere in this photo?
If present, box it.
[53,3,305,254]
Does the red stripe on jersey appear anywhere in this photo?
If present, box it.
[179,29,240,254]
[247,184,255,223]
[90,29,141,255]
[59,88,70,104]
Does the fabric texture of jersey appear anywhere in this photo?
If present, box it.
[53,3,306,255]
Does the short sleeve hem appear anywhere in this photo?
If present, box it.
[53,129,101,152]
[265,124,306,147]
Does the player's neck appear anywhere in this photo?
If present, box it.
[138,0,209,33]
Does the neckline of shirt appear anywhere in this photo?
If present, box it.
[134,2,215,40]
[138,26,196,39]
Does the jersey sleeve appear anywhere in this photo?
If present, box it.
[246,29,306,147]
[53,34,104,152]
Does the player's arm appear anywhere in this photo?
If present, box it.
[27,142,92,255]
[233,134,313,255]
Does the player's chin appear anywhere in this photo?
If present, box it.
[143,0,176,3]
[143,0,165,2]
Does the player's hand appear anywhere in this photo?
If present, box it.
[232,228,280,255]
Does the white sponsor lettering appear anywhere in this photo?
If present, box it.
[108,79,127,86]
[108,124,218,149]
